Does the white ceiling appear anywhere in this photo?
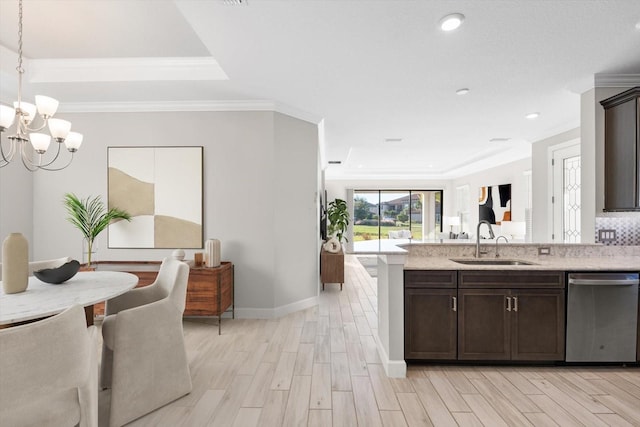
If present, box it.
[1,0,639,180]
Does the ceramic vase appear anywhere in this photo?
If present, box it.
[205,239,221,268]
[2,232,29,294]
[172,249,186,260]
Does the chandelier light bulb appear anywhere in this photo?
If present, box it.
[64,132,83,152]
[29,133,51,153]
[48,118,71,141]
[35,95,59,118]
[13,101,37,124]
[0,105,16,130]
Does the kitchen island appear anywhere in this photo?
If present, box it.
[358,241,640,378]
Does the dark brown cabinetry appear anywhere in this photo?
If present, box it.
[404,270,457,359]
[404,269,566,362]
[600,86,640,211]
[320,248,344,290]
[458,271,565,361]
[457,288,565,361]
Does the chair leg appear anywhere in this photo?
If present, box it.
[100,345,114,389]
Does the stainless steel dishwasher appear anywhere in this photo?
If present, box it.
[566,272,639,362]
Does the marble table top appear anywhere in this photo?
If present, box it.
[0,271,138,325]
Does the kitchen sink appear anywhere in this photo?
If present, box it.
[450,259,537,266]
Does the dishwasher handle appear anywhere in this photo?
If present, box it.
[568,277,639,286]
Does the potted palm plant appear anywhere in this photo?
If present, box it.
[63,193,131,267]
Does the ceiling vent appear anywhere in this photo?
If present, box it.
[384,138,403,143]
[222,0,248,5]
[328,160,342,165]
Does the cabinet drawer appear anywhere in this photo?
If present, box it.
[404,270,457,288]
[459,270,564,289]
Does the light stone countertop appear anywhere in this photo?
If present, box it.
[403,255,640,271]
[352,240,640,271]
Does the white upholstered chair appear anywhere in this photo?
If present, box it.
[0,304,98,427]
[100,257,192,427]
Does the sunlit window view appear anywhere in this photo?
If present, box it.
[353,190,442,242]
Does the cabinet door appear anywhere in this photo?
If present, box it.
[404,288,457,359]
[458,289,510,360]
[511,289,565,361]
[604,95,639,210]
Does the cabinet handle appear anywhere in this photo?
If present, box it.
[452,296,457,312]
[506,296,512,312]
[513,296,518,312]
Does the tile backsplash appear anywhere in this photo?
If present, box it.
[595,215,640,246]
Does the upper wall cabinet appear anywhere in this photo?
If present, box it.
[600,87,640,211]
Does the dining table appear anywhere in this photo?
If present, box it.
[0,271,138,326]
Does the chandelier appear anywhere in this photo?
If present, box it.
[0,0,82,171]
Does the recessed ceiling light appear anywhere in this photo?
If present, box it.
[439,13,465,31]
[456,88,470,95]
[384,138,403,143]
[489,138,511,143]
[525,112,540,120]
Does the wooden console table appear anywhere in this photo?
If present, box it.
[92,260,234,334]
[320,248,344,291]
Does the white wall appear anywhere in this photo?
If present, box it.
[0,160,33,257]
[273,112,320,310]
[5,110,320,316]
[530,128,580,243]
[452,158,531,237]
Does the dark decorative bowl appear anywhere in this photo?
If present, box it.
[34,260,81,284]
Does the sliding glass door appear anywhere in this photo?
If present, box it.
[353,190,442,241]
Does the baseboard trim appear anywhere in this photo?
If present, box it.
[374,333,407,378]
[234,295,318,319]
[274,296,318,318]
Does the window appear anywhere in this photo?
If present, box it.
[353,190,443,242]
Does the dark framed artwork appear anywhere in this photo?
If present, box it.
[479,183,511,225]
[320,189,327,240]
[107,146,203,249]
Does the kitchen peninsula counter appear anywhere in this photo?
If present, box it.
[363,242,640,378]
[404,255,640,271]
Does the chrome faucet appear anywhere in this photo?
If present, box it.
[476,220,495,258]
[495,235,509,258]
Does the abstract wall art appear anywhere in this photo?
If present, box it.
[107,146,203,249]
[478,183,511,225]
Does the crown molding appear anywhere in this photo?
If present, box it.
[526,118,581,144]
[57,99,324,125]
[28,56,228,83]
[59,100,274,113]
[594,74,640,88]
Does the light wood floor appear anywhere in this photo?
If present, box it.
[98,255,640,426]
